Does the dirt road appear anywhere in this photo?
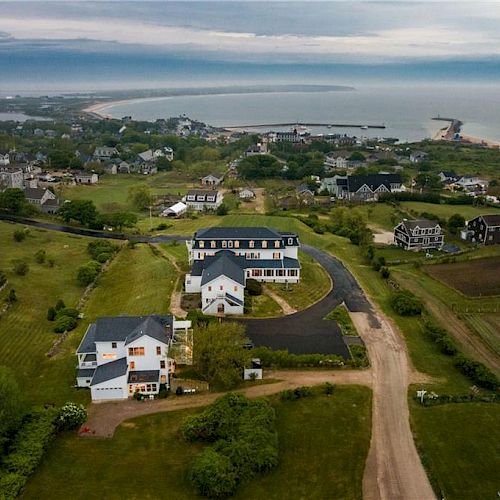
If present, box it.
[351,310,436,500]
[83,369,371,438]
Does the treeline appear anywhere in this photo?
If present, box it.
[379,191,485,206]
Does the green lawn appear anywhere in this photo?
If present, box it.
[266,250,331,311]
[0,222,95,405]
[246,293,283,318]
[411,402,500,500]
[23,386,372,500]
[400,201,500,221]
[325,304,358,336]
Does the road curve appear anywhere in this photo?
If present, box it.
[2,214,435,499]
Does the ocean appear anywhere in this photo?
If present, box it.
[97,84,500,143]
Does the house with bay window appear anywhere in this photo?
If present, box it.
[76,314,192,401]
[185,227,301,315]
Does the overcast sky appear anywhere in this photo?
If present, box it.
[1,1,500,64]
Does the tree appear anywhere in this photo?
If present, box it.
[448,213,465,235]
[216,203,228,216]
[238,155,282,179]
[58,200,99,226]
[12,259,29,276]
[193,322,251,389]
[414,173,443,191]
[47,306,57,321]
[128,186,152,210]
[0,366,25,454]
[155,156,172,171]
[77,261,101,286]
[348,151,365,161]
[99,212,137,230]
[0,188,29,214]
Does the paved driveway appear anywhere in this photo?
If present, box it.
[242,245,379,358]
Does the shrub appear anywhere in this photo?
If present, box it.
[77,261,101,286]
[47,257,55,268]
[7,289,17,303]
[380,266,391,279]
[13,230,26,242]
[87,240,118,260]
[216,203,229,216]
[323,382,335,395]
[390,290,422,316]
[47,307,56,321]
[190,449,237,498]
[252,346,344,368]
[12,259,29,276]
[246,279,262,296]
[0,270,6,287]
[53,315,77,333]
[96,252,111,263]
[424,323,458,356]
[454,355,498,390]
[280,386,313,401]
[57,402,87,431]
[55,308,80,320]
[55,299,65,311]
[34,249,46,264]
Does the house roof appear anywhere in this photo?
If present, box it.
[400,219,440,232]
[42,198,59,207]
[480,214,500,226]
[24,187,47,200]
[128,370,160,384]
[90,357,128,386]
[138,149,154,162]
[296,184,313,194]
[201,251,246,286]
[202,173,222,180]
[77,368,96,378]
[225,293,244,306]
[348,174,401,193]
[164,202,187,214]
[77,315,173,353]
[195,226,283,240]
[186,189,219,197]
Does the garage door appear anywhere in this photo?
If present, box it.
[91,386,124,400]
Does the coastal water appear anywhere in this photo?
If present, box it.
[99,84,500,143]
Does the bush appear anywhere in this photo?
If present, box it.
[424,323,458,355]
[7,289,17,303]
[390,290,422,316]
[53,315,78,333]
[246,278,262,296]
[13,230,26,242]
[280,386,313,401]
[190,449,237,498]
[54,299,65,311]
[96,252,111,263]
[57,402,87,431]
[252,346,344,368]
[47,307,57,321]
[87,240,118,260]
[380,266,391,279]
[12,259,29,276]
[323,382,335,395]
[0,270,6,287]
[216,203,228,216]
[55,308,80,320]
[454,355,498,390]
[77,261,101,286]
[34,249,46,264]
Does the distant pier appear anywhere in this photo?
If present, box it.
[224,122,386,130]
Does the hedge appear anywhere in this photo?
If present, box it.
[252,346,344,368]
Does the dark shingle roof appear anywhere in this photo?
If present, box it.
[90,357,128,386]
[201,251,245,286]
[24,187,46,200]
[401,219,441,232]
[348,174,402,193]
[481,214,500,226]
[77,324,97,353]
[195,227,283,240]
[77,368,96,378]
[128,370,160,384]
[124,316,170,346]
[226,293,244,306]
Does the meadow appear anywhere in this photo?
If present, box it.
[23,387,372,500]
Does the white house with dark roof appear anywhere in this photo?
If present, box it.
[183,189,223,211]
[394,219,444,251]
[185,227,300,315]
[201,173,223,187]
[76,315,192,401]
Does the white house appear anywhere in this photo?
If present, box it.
[183,189,223,211]
[185,227,301,316]
[94,146,118,160]
[0,150,10,166]
[160,201,187,218]
[76,315,192,401]
[201,173,223,187]
[324,151,349,169]
[74,172,99,184]
[239,188,255,200]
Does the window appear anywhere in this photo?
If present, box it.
[210,240,216,248]
[252,269,263,277]
[222,240,227,248]
[130,361,135,369]
[274,240,280,248]
[220,285,224,291]
[249,240,255,248]
[228,240,233,248]
[208,286,212,291]
[111,342,117,349]
[273,252,280,259]
[276,269,285,277]
[262,240,267,248]
[234,241,240,248]
[199,241,204,248]
[234,285,238,292]
[102,353,116,360]
[288,238,293,245]
[160,360,166,369]
[288,269,298,277]
[265,269,274,277]
[156,346,161,355]
[128,347,145,356]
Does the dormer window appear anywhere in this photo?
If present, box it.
[199,241,204,248]
[222,240,227,248]
[288,238,293,245]
[262,240,267,248]
[234,241,240,248]
[211,241,216,248]
[228,240,233,248]
[249,240,255,248]
[274,240,280,248]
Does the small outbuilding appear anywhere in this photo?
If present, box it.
[161,201,187,218]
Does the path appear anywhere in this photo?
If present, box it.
[83,369,371,438]
[253,187,266,214]
[263,285,297,315]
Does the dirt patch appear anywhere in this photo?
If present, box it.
[425,258,500,297]
[372,229,395,245]
[263,286,297,315]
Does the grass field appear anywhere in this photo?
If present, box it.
[266,250,332,311]
[463,314,500,357]
[425,257,500,297]
[0,222,95,405]
[400,201,500,221]
[411,402,500,500]
[23,386,372,500]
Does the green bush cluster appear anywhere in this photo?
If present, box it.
[280,386,313,401]
[424,323,458,355]
[390,290,423,316]
[349,345,370,368]
[87,240,118,263]
[77,260,102,286]
[56,402,87,431]
[13,229,26,242]
[364,246,391,280]
[11,259,29,276]
[33,249,46,264]
[454,355,498,391]
[245,278,262,296]
[183,393,278,497]
[0,408,58,499]
[47,300,79,333]
[416,393,499,407]
[252,346,344,368]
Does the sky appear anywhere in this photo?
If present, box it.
[1,1,500,91]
